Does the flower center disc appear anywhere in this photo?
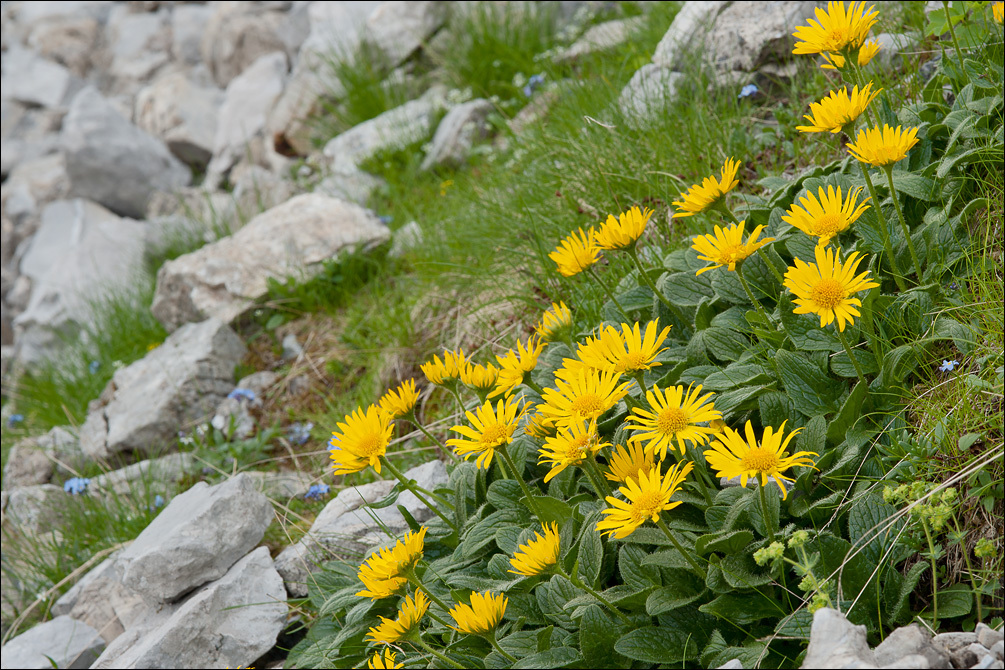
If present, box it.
[721,244,749,264]
[571,393,604,417]
[631,490,665,523]
[742,446,779,473]
[620,352,649,372]
[358,433,383,455]
[815,212,844,236]
[657,407,689,436]
[481,423,510,446]
[810,278,846,309]
[566,434,591,460]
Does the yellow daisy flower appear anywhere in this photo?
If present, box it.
[783,245,880,332]
[461,362,500,396]
[421,349,467,386]
[536,301,573,342]
[691,221,775,275]
[578,319,672,375]
[329,405,393,475]
[795,83,881,134]
[523,410,557,439]
[672,157,741,218]
[626,384,722,459]
[549,228,601,277]
[821,38,881,69]
[995,2,1004,24]
[490,336,545,398]
[356,527,427,600]
[792,1,879,56]
[447,396,525,469]
[594,206,654,250]
[509,522,561,577]
[703,420,818,499]
[368,649,404,669]
[379,379,419,418]
[539,368,632,428]
[449,591,508,635]
[365,591,428,644]
[847,124,920,167]
[538,419,610,482]
[604,441,657,483]
[782,185,871,248]
[595,461,694,539]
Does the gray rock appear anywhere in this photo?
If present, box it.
[970,654,1003,670]
[245,471,315,499]
[991,640,1004,661]
[275,459,448,597]
[92,547,286,669]
[389,221,423,258]
[801,608,877,669]
[1,153,71,227]
[230,164,295,220]
[954,644,992,670]
[0,102,64,178]
[206,51,288,184]
[61,87,191,218]
[873,32,920,69]
[89,453,195,498]
[554,16,645,63]
[237,370,278,396]
[170,4,213,65]
[0,484,63,534]
[934,632,979,654]
[0,46,74,109]
[0,615,105,669]
[977,624,1005,651]
[104,7,171,88]
[652,1,729,68]
[874,624,949,669]
[717,660,744,669]
[508,88,558,136]
[703,2,817,82]
[69,575,151,644]
[78,318,246,461]
[134,72,223,167]
[316,165,386,205]
[880,655,930,669]
[281,333,304,361]
[2,436,54,488]
[151,194,389,331]
[114,474,273,603]
[25,15,100,76]
[364,1,447,66]
[51,553,121,617]
[421,98,493,170]
[618,64,684,128]
[200,4,288,88]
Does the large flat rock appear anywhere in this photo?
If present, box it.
[78,318,246,461]
[113,473,274,603]
[150,193,389,331]
[0,615,105,669]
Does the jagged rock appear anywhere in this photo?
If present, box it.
[934,632,979,654]
[113,474,273,603]
[135,72,223,167]
[69,575,151,645]
[230,164,295,220]
[953,644,992,669]
[52,552,122,617]
[880,655,931,669]
[89,453,196,498]
[992,640,1005,661]
[0,46,75,109]
[316,165,386,205]
[323,87,445,169]
[238,370,279,395]
[976,624,1004,651]
[151,194,389,331]
[78,318,246,461]
[652,1,729,68]
[0,615,105,669]
[104,5,172,90]
[1,484,63,534]
[801,608,878,669]
[873,32,921,69]
[206,51,288,185]
[618,63,684,128]
[200,3,288,88]
[508,88,558,136]
[25,14,100,76]
[2,436,55,488]
[0,101,63,178]
[364,1,447,66]
[971,654,1003,670]
[874,624,949,668]
[389,221,423,258]
[275,459,448,597]
[170,4,212,65]
[1,153,71,228]
[245,471,316,499]
[91,547,286,669]
[61,87,191,218]
[421,98,493,170]
[554,16,645,63]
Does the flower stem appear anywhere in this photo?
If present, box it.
[627,246,689,326]
[381,457,458,532]
[942,0,970,86]
[858,163,907,292]
[836,327,869,388]
[587,266,631,322]
[498,446,546,524]
[584,456,613,499]
[655,517,706,577]
[485,632,518,663]
[920,519,939,629]
[522,374,546,396]
[685,444,717,506]
[408,416,459,465]
[556,564,632,624]
[735,263,771,326]
[415,637,466,669]
[406,570,454,614]
[883,166,924,281]
[758,482,777,544]
[756,248,785,285]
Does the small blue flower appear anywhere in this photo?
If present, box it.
[63,477,90,495]
[227,387,256,402]
[939,360,959,372]
[288,421,314,445]
[523,73,545,98]
[153,494,165,508]
[379,215,393,225]
[305,483,330,500]
[739,84,759,99]
[7,414,24,428]
[88,360,101,374]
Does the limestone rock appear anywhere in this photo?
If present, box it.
[25,15,100,76]
[703,2,818,82]
[0,47,75,109]
[230,164,295,220]
[246,471,316,499]
[316,165,386,205]
[89,453,196,498]
[364,1,447,66]
[1,484,63,534]
[874,624,949,669]
[135,72,223,167]
[13,199,146,366]
[170,4,213,65]
[206,51,288,184]
[69,575,151,644]
[554,16,645,63]
[0,615,105,669]
[275,459,448,597]
[0,102,64,178]
[78,318,246,461]
[114,474,273,603]
[200,3,287,88]
[52,553,122,617]
[652,1,729,69]
[1,153,71,227]
[61,87,191,218]
[389,221,423,258]
[104,6,172,89]
[873,32,921,69]
[618,64,684,128]
[977,624,1005,651]
[2,436,55,488]
[421,98,493,170]
[508,88,558,136]
[801,608,877,669]
[151,194,389,331]
[934,632,979,654]
[92,547,286,669]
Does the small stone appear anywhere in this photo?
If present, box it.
[389,221,423,258]
[88,453,196,498]
[2,437,55,487]
[0,46,74,109]
[874,624,949,668]
[421,98,493,170]
[134,72,223,168]
[281,333,304,361]
[363,0,447,66]
[991,640,1004,661]
[617,64,684,129]
[51,553,121,617]
[1,484,63,534]
[880,654,930,669]
[0,615,105,669]
[934,632,979,654]
[801,608,877,669]
[954,644,992,670]
[554,16,645,63]
[977,624,1005,651]
[970,654,1001,670]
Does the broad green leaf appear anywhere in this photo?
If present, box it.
[659,271,713,307]
[617,285,655,312]
[497,630,539,657]
[775,610,813,639]
[881,344,919,386]
[694,530,756,557]
[890,171,937,201]
[619,544,661,589]
[797,415,827,454]
[884,561,929,626]
[511,647,581,669]
[703,326,749,362]
[579,606,631,669]
[775,349,840,416]
[931,583,973,619]
[615,627,700,663]
[487,479,523,510]
[679,364,719,386]
[779,293,841,352]
[714,385,769,417]
[700,593,785,625]
[523,495,573,525]
[826,382,868,445]
[848,492,904,566]
[703,362,773,391]
[759,390,798,428]
[645,571,706,615]
[831,349,878,377]
[536,575,578,629]
[577,519,604,586]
